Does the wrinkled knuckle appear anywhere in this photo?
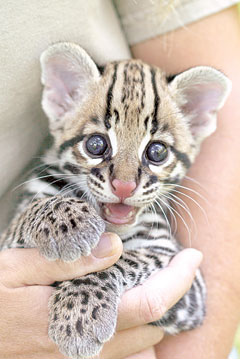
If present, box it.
[0,249,19,271]
[53,260,69,276]
[0,250,10,269]
[53,259,80,281]
[140,290,168,323]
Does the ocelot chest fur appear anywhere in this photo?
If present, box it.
[0,43,231,359]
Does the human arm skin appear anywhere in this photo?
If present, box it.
[131,5,240,359]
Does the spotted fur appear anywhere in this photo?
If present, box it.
[0,43,231,359]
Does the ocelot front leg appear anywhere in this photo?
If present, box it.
[49,247,206,359]
[0,196,105,260]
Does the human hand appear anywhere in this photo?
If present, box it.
[0,233,202,359]
[100,248,203,359]
[0,233,122,359]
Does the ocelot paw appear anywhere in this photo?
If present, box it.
[33,197,105,261]
[49,283,119,359]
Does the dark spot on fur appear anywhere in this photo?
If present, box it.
[72,279,81,286]
[67,302,74,310]
[122,258,139,268]
[138,167,142,179]
[106,282,115,290]
[54,294,60,304]
[144,116,149,130]
[81,291,89,305]
[114,263,125,276]
[109,164,114,176]
[63,163,81,174]
[43,227,50,236]
[54,202,61,210]
[66,325,71,336]
[49,216,56,224]
[90,117,100,124]
[96,291,103,300]
[73,278,98,286]
[143,189,154,196]
[91,167,105,182]
[128,271,136,280]
[92,307,99,320]
[98,272,109,280]
[162,123,169,132]
[59,223,68,233]
[76,318,83,335]
[114,109,120,124]
[70,218,77,228]
[101,286,108,292]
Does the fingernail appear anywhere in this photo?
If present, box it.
[186,249,203,268]
[172,248,203,271]
[92,233,119,258]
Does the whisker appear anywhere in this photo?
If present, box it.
[12,173,77,192]
[164,192,197,240]
[24,159,60,177]
[159,194,178,236]
[170,188,209,224]
[163,182,208,204]
[29,177,80,204]
[184,175,208,192]
[154,199,171,240]
[157,196,192,247]
[148,203,158,238]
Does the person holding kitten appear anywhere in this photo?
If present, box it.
[0,1,239,358]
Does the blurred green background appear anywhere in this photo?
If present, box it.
[235,325,240,357]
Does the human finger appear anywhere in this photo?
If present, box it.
[117,249,203,330]
[101,325,163,359]
[124,347,157,359]
[0,232,122,288]
[0,285,66,359]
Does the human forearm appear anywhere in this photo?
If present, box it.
[132,6,240,358]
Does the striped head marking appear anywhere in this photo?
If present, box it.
[40,42,231,227]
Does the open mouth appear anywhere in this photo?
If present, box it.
[101,203,137,225]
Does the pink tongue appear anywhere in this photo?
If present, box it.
[107,203,133,218]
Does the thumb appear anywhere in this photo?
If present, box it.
[0,232,122,288]
[117,248,203,330]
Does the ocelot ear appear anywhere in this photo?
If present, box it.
[168,66,231,143]
[40,42,100,129]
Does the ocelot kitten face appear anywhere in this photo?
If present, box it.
[41,43,231,229]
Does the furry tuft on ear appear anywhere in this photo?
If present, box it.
[40,42,100,129]
[168,66,231,143]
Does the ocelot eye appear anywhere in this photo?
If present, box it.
[146,142,168,164]
[85,134,108,157]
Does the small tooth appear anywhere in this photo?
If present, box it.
[127,211,133,218]
[105,208,111,216]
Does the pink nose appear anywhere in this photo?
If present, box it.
[111,179,137,201]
